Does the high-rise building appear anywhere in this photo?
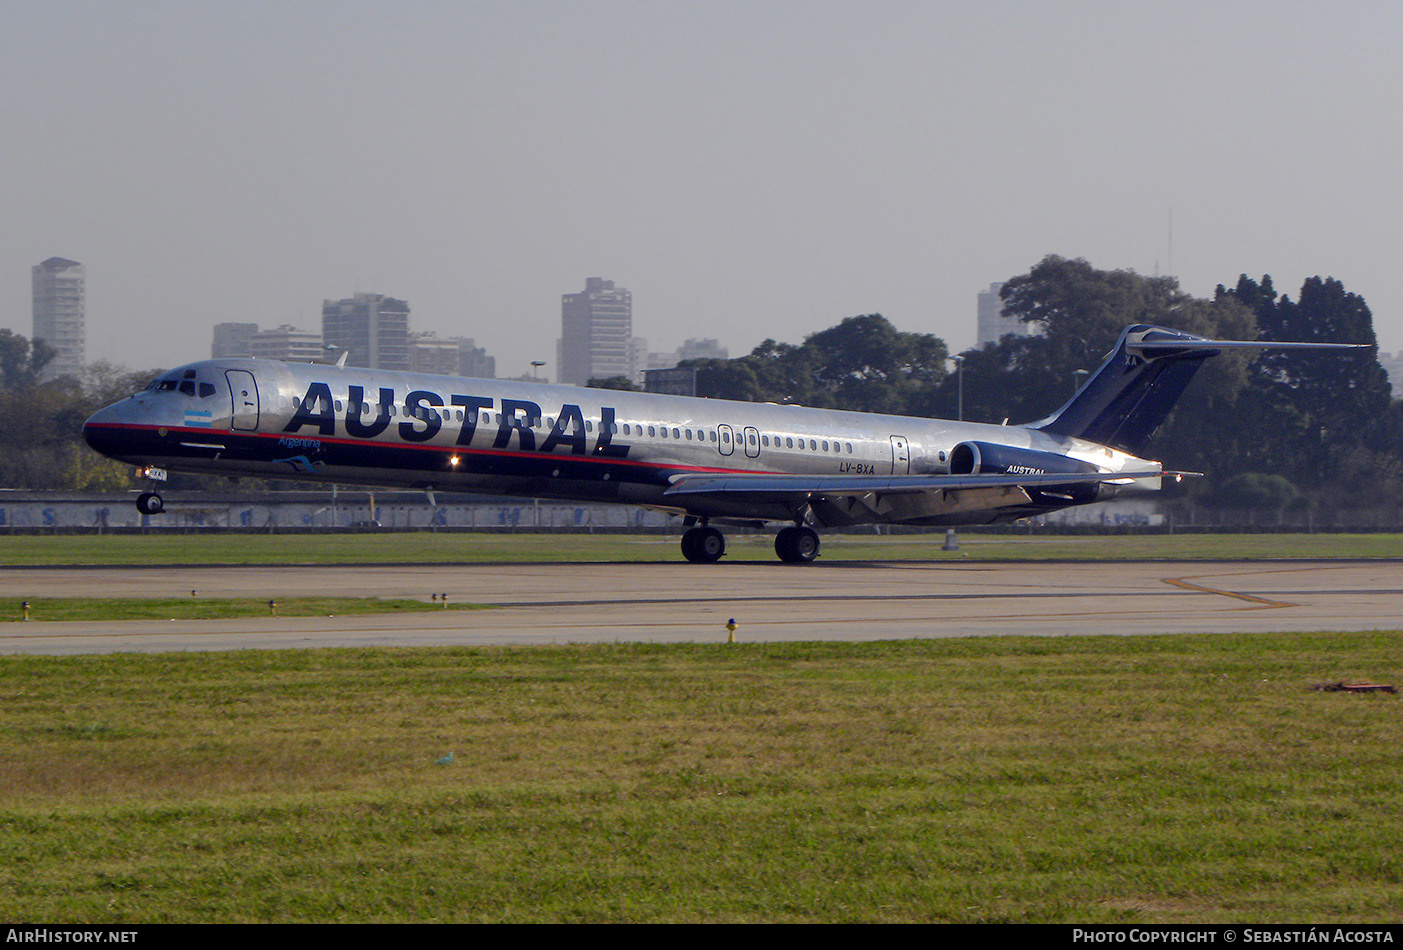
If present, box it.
[251,324,325,362]
[31,257,85,381]
[212,322,259,359]
[408,331,462,376]
[678,338,729,362]
[322,293,410,371]
[447,337,496,379]
[558,277,632,386]
[976,282,1036,347]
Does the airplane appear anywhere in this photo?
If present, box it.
[82,324,1359,563]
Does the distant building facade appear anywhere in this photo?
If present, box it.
[323,293,410,371]
[449,337,496,379]
[558,277,633,386]
[644,366,699,396]
[409,332,462,376]
[31,257,85,381]
[976,282,1037,347]
[251,324,324,362]
[212,322,259,359]
[678,338,729,362]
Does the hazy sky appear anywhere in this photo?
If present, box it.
[5,0,1401,382]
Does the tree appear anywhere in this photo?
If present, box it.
[586,375,640,391]
[1217,274,1399,506]
[691,314,948,414]
[0,329,55,390]
[947,258,1256,463]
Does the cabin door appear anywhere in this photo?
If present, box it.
[890,435,910,475]
[226,370,260,431]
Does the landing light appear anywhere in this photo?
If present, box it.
[449,455,460,467]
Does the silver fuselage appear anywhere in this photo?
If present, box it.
[83,358,1157,527]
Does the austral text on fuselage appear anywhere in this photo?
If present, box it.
[283,382,632,458]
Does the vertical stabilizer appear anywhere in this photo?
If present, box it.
[1034,325,1364,455]
[1033,326,1216,455]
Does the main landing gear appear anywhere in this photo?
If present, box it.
[678,520,822,564]
[774,525,820,563]
[680,524,726,563]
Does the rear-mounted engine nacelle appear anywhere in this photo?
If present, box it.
[948,440,1110,504]
[948,441,1097,477]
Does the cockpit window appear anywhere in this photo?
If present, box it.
[199,382,216,398]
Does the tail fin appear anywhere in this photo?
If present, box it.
[1034,325,1362,455]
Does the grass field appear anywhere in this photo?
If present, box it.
[2,530,1402,566]
[2,635,1401,923]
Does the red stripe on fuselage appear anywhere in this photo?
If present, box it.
[85,422,761,477]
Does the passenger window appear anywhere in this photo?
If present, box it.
[335,400,343,412]
[648,426,656,437]
[822,441,829,452]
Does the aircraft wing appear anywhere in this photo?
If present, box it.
[664,469,1162,501]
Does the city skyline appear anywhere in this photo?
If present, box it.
[5,3,1400,381]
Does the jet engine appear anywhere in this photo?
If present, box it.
[947,441,1110,504]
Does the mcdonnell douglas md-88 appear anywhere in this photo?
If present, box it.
[82,324,1357,563]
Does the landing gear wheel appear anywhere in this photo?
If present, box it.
[136,491,165,516]
[775,525,820,563]
[681,526,726,563]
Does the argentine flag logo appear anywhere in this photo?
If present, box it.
[183,409,213,428]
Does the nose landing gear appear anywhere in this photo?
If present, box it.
[136,491,165,515]
[133,466,168,516]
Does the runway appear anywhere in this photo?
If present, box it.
[2,559,1401,655]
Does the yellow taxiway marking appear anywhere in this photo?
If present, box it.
[1161,575,1297,609]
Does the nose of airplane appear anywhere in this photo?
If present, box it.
[83,402,125,456]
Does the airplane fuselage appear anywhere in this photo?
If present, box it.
[82,357,1155,531]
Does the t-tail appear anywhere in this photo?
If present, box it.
[1033,324,1363,456]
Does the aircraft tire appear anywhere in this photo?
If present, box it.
[681,526,725,563]
[136,492,165,516]
[775,526,819,563]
